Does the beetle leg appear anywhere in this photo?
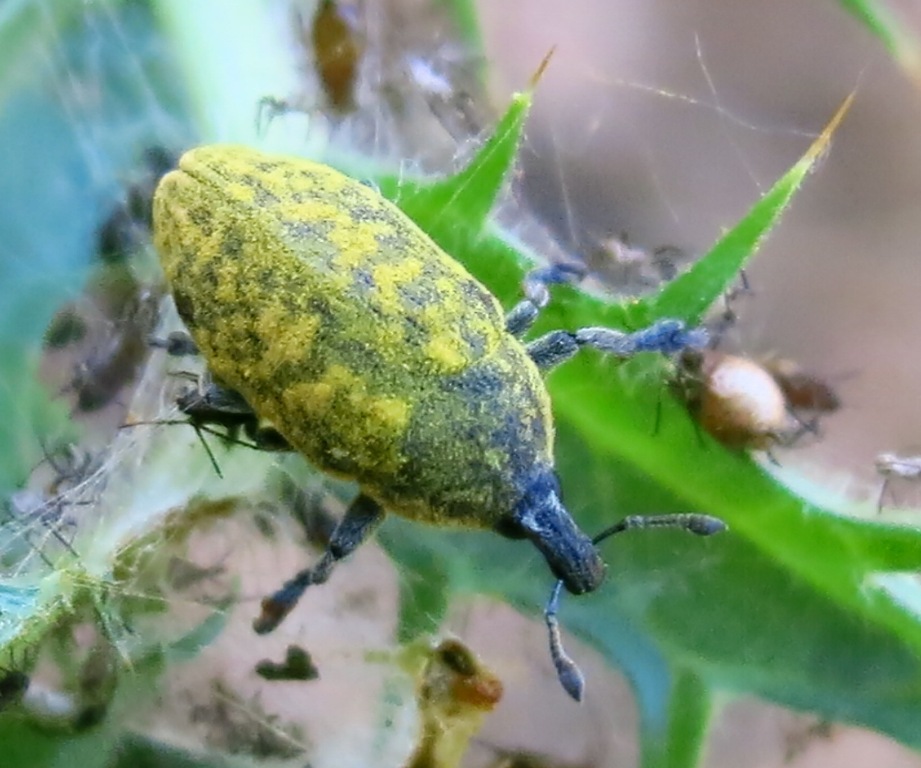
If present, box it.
[253,493,385,634]
[577,319,709,356]
[524,330,580,370]
[505,263,586,337]
[877,476,891,514]
[526,319,709,371]
[507,265,709,366]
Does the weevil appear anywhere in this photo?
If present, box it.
[152,145,725,700]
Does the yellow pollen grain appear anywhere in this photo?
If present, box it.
[276,199,339,228]
[329,221,391,269]
[367,397,410,433]
[371,260,424,304]
[296,381,335,412]
[426,334,467,372]
[259,309,320,368]
[323,363,360,390]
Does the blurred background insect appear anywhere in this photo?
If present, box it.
[255,645,319,682]
[44,147,174,417]
[404,638,503,768]
[665,273,842,454]
[586,234,695,298]
[1,441,98,568]
[0,663,30,712]
[874,452,921,513]
[259,0,364,128]
[64,285,159,414]
[311,0,363,115]
[762,356,842,415]
[97,147,176,264]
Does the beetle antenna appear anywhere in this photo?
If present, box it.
[590,513,726,547]
[545,513,726,701]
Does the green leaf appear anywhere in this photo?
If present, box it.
[438,0,485,68]
[651,94,854,323]
[0,723,110,768]
[395,547,451,643]
[376,50,554,235]
[648,671,712,768]
[371,89,921,761]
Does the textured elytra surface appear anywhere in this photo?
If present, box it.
[153,145,553,528]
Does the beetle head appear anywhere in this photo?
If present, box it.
[498,466,605,595]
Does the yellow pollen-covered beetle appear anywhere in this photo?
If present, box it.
[152,145,725,700]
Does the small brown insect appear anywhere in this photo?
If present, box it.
[311,0,362,114]
[405,639,503,768]
[675,349,796,450]
[256,1,362,130]
[97,147,176,264]
[122,366,290,479]
[67,284,157,413]
[43,309,88,349]
[255,645,319,682]
[670,273,837,451]
[761,357,841,413]
[173,380,291,454]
